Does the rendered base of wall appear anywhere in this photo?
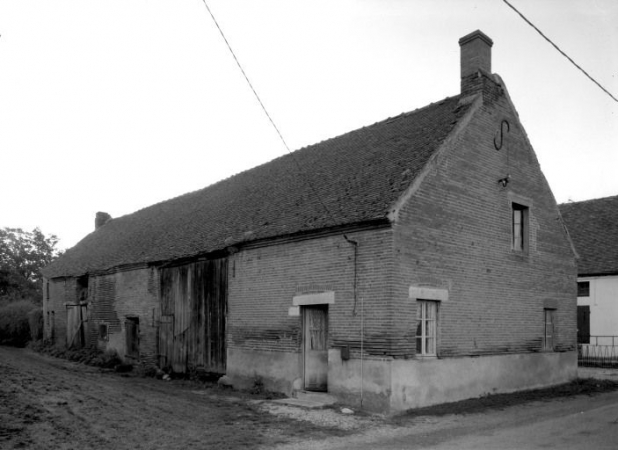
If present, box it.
[327,349,392,411]
[227,348,302,394]
[227,348,577,414]
[390,351,577,412]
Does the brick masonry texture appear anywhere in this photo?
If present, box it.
[392,79,577,358]
[228,228,395,357]
[44,268,160,366]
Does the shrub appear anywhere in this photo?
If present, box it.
[0,300,37,347]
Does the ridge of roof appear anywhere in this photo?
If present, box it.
[43,93,470,278]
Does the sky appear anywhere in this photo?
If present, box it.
[0,0,616,250]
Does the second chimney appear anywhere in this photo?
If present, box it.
[459,30,493,94]
[95,212,112,230]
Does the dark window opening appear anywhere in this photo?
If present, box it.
[577,281,590,297]
[512,203,529,252]
[99,323,109,341]
[76,275,89,302]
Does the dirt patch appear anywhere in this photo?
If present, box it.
[0,347,355,450]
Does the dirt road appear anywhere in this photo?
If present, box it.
[0,346,352,449]
[2,346,618,450]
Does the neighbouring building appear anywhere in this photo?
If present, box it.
[42,31,577,413]
[560,195,618,345]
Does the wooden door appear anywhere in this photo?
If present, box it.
[125,317,140,358]
[158,315,174,368]
[66,304,87,348]
[303,306,328,391]
[158,258,227,374]
[577,305,590,344]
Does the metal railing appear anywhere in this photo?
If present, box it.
[578,336,618,368]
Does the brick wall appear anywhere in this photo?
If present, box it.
[391,85,577,358]
[90,268,159,365]
[44,268,159,365]
[228,228,396,358]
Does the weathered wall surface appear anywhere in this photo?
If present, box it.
[43,268,159,365]
[578,275,618,338]
[90,268,159,365]
[226,228,394,389]
[390,351,577,412]
[392,85,577,360]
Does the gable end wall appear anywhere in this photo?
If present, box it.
[392,88,577,359]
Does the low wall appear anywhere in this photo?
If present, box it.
[390,351,578,412]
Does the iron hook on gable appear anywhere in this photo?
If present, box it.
[494,119,510,151]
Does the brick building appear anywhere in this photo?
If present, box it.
[42,30,577,413]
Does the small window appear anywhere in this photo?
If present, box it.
[577,282,590,297]
[544,309,556,350]
[99,323,109,341]
[512,203,529,252]
[416,300,438,356]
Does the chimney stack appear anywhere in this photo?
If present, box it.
[459,30,493,94]
[95,212,112,230]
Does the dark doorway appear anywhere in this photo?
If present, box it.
[577,305,590,344]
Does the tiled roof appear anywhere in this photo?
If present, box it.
[559,195,618,276]
[43,95,471,278]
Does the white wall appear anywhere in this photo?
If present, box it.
[578,275,618,341]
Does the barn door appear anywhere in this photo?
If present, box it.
[303,306,328,391]
[158,315,174,368]
[577,305,590,344]
[66,303,87,348]
[158,258,227,374]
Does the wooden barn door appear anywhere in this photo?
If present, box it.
[158,258,227,374]
[158,315,174,369]
[66,303,88,349]
[303,305,328,391]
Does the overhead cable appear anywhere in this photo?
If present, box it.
[200,0,338,222]
[502,0,617,103]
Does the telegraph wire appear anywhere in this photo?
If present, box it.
[502,0,618,103]
[200,0,338,223]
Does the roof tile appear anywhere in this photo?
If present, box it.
[560,195,618,276]
[44,95,470,278]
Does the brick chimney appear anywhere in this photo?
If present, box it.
[95,212,112,230]
[459,30,493,94]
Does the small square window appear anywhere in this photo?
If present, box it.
[99,323,109,341]
[512,203,529,252]
[544,309,555,350]
[416,300,438,356]
[577,282,590,297]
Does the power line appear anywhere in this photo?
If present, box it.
[502,0,617,103]
[199,0,338,223]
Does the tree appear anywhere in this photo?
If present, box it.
[0,227,63,304]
